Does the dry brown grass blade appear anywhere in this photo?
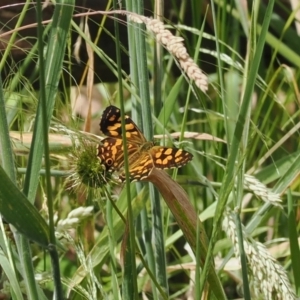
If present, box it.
[145,168,226,299]
[146,169,209,259]
[154,132,226,142]
[83,16,94,133]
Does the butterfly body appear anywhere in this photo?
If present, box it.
[98,105,193,181]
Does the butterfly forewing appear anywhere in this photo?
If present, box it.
[100,105,146,144]
[99,106,122,137]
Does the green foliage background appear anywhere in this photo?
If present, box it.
[0,0,299,299]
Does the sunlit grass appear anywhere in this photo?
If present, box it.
[0,0,299,299]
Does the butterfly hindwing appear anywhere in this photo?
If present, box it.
[150,146,193,169]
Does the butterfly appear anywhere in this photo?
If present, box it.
[97,105,193,181]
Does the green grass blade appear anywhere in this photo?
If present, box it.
[23,0,74,202]
[201,0,276,295]
[135,21,169,300]
[273,152,300,194]
[156,76,184,134]
[0,250,24,300]
[255,150,300,184]
[0,0,31,72]
[0,73,16,181]
[132,6,169,297]
[114,1,139,298]
[69,185,144,290]
[0,69,44,299]
[287,189,300,296]
[0,166,50,246]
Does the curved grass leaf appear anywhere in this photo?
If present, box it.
[0,166,50,247]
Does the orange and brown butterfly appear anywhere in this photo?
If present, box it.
[97,105,193,181]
